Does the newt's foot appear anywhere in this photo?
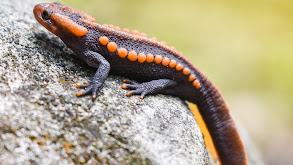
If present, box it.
[122,79,177,99]
[75,80,101,99]
[121,80,147,99]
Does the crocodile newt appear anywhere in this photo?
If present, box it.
[33,2,248,165]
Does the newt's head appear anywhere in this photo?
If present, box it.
[33,2,96,37]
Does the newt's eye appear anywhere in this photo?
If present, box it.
[42,9,52,20]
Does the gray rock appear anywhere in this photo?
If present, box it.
[0,0,210,164]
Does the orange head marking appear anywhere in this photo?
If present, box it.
[51,14,87,37]
[33,3,92,37]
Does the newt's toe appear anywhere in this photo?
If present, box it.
[76,83,81,88]
[76,82,90,88]
[122,84,127,89]
[122,79,137,85]
[92,94,97,99]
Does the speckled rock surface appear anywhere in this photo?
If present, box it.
[0,0,210,164]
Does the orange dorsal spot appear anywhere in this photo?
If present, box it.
[128,50,138,61]
[155,55,163,64]
[151,37,158,41]
[193,80,201,88]
[146,53,154,63]
[169,46,177,51]
[169,60,177,68]
[175,63,183,71]
[109,24,115,29]
[122,28,130,33]
[162,57,170,66]
[114,26,121,31]
[188,74,195,82]
[188,103,220,164]
[183,68,190,75]
[79,18,97,27]
[99,36,109,46]
[178,52,184,56]
[117,48,128,58]
[140,33,147,37]
[62,6,75,14]
[138,53,146,63]
[107,42,117,52]
[131,29,140,35]
[51,13,87,37]
[160,41,167,46]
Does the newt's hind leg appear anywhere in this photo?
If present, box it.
[122,79,177,99]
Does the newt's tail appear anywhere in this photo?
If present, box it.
[194,72,248,165]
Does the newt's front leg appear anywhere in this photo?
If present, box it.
[76,51,110,99]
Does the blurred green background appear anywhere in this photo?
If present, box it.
[57,0,293,164]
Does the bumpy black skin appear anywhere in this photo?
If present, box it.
[33,3,248,165]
